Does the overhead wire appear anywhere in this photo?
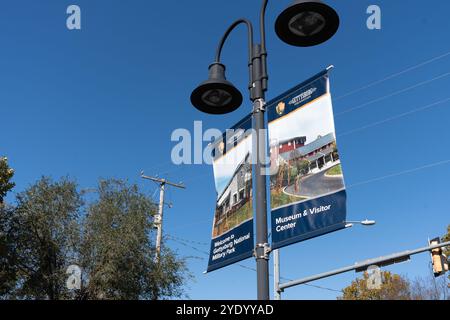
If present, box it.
[140,51,450,181]
[335,50,450,101]
[336,72,450,116]
[338,97,450,137]
[166,236,343,294]
[347,159,450,189]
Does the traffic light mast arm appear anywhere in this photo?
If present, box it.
[278,240,450,293]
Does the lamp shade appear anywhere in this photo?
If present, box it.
[190,63,243,115]
[275,0,340,47]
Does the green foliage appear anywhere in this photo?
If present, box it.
[339,271,411,300]
[80,179,189,300]
[327,164,342,176]
[0,177,190,300]
[270,190,305,209]
[0,157,16,296]
[290,166,298,179]
[296,160,310,176]
[0,205,17,297]
[0,157,15,204]
[12,177,82,299]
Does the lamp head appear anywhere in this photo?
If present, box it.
[275,0,340,47]
[190,63,243,115]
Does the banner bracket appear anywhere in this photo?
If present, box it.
[252,98,266,114]
[254,243,271,260]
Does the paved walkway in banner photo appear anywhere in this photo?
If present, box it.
[284,165,345,198]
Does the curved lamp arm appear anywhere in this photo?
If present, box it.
[213,1,269,98]
[214,18,254,65]
[260,0,269,51]
[214,18,255,96]
[260,0,269,91]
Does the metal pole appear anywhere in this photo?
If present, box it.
[274,249,281,300]
[212,0,270,300]
[253,97,270,300]
[254,0,269,299]
[155,181,165,263]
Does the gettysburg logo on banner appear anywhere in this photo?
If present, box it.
[206,115,254,272]
[267,69,347,250]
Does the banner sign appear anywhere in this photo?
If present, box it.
[207,115,254,272]
[267,70,347,250]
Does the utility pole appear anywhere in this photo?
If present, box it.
[141,173,185,263]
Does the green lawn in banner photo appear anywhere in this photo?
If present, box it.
[227,202,253,228]
[326,164,342,176]
[271,190,306,209]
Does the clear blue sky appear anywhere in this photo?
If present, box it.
[1,0,450,299]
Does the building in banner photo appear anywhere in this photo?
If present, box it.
[268,77,346,210]
[213,153,253,238]
[270,132,344,209]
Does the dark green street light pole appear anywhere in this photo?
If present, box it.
[190,0,340,300]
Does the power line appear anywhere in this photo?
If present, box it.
[338,97,450,137]
[347,159,450,189]
[139,51,450,180]
[168,219,212,232]
[167,236,211,257]
[166,160,450,294]
[163,98,450,234]
[335,50,450,101]
[336,72,450,117]
[237,263,342,293]
[167,234,209,247]
[166,235,342,293]
[163,73,450,192]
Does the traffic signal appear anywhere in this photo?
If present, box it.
[429,238,449,277]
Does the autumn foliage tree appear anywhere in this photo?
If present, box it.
[339,271,411,300]
[443,225,450,282]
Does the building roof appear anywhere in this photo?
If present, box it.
[280,133,335,161]
[306,146,335,162]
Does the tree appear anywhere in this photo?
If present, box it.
[410,274,448,300]
[442,225,450,260]
[80,179,189,300]
[339,271,411,300]
[442,225,450,283]
[0,157,15,204]
[12,177,82,299]
[296,159,310,176]
[0,157,16,297]
[0,205,17,298]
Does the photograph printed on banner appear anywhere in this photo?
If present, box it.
[269,94,345,210]
[211,128,253,238]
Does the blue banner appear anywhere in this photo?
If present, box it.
[207,220,254,272]
[207,115,254,272]
[268,70,347,250]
